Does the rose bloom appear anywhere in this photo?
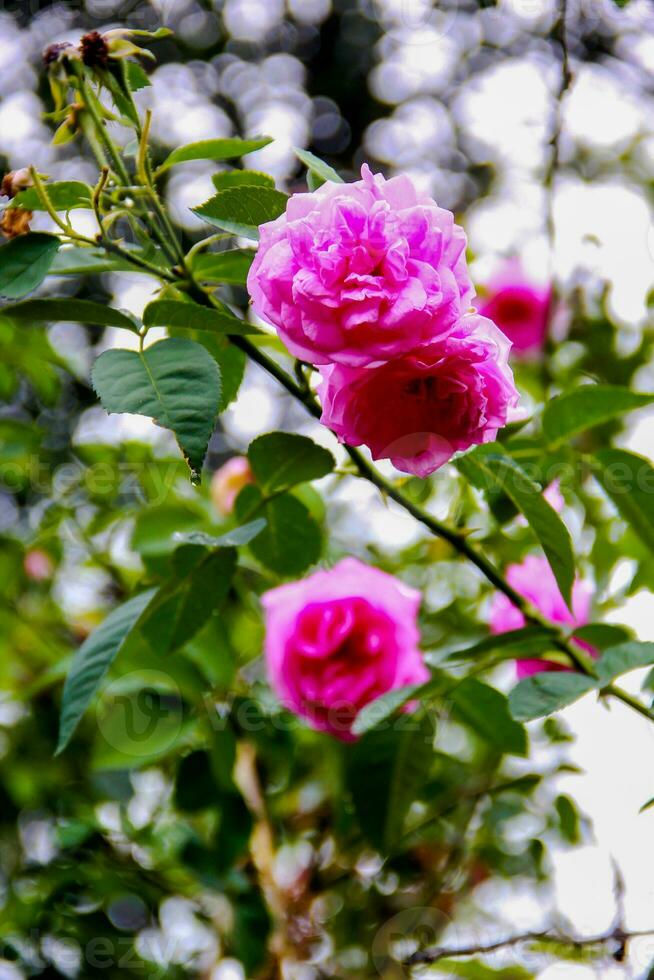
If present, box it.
[247,164,474,367]
[489,555,593,679]
[476,261,551,357]
[262,557,429,740]
[210,456,254,516]
[318,313,519,478]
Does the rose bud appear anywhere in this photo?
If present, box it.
[210,457,254,516]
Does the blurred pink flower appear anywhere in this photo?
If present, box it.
[318,313,520,477]
[247,164,474,367]
[210,456,254,516]
[476,262,551,357]
[23,549,54,582]
[262,557,429,740]
[489,555,593,679]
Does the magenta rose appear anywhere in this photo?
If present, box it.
[318,313,519,478]
[261,557,429,740]
[489,555,594,679]
[247,164,474,367]
[476,261,551,357]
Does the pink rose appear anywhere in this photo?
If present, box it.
[318,313,520,478]
[247,164,474,367]
[210,456,254,516]
[489,555,593,679]
[261,557,429,740]
[476,261,551,357]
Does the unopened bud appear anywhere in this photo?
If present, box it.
[211,457,254,516]
[0,168,32,200]
[43,40,76,68]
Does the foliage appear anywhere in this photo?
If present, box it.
[1,10,653,980]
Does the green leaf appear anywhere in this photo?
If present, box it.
[142,298,259,336]
[458,448,575,608]
[432,962,533,980]
[0,232,60,298]
[595,641,654,685]
[56,589,156,754]
[351,683,425,737]
[555,793,580,844]
[136,548,236,655]
[124,60,151,91]
[3,297,138,332]
[211,170,275,192]
[445,627,555,664]
[192,249,254,285]
[158,136,273,174]
[509,672,597,722]
[50,246,140,275]
[543,386,654,446]
[293,147,344,187]
[591,448,654,554]
[175,750,223,811]
[91,337,221,476]
[346,712,434,852]
[10,181,92,212]
[451,678,528,756]
[235,485,322,575]
[172,519,266,549]
[571,623,631,650]
[248,432,335,493]
[193,187,288,240]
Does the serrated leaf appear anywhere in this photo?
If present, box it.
[3,298,138,332]
[191,249,254,285]
[56,589,156,754]
[248,432,335,493]
[211,170,275,191]
[91,337,221,476]
[451,678,528,756]
[235,485,322,575]
[124,60,151,91]
[0,233,60,298]
[509,672,597,722]
[591,447,654,554]
[136,548,236,655]
[193,187,288,239]
[595,641,654,685]
[293,147,344,186]
[571,623,631,650]
[457,448,575,608]
[346,712,434,852]
[543,386,654,447]
[10,181,92,212]
[158,136,273,174]
[143,298,258,336]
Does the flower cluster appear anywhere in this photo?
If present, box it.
[248,165,520,476]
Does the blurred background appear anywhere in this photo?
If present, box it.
[4,0,654,977]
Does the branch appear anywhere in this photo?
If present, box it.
[405,925,654,966]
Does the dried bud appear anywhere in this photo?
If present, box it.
[80,30,109,68]
[211,457,254,516]
[0,207,32,239]
[1,168,32,200]
[43,40,76,68]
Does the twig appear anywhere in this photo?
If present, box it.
[405,925,654,966]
